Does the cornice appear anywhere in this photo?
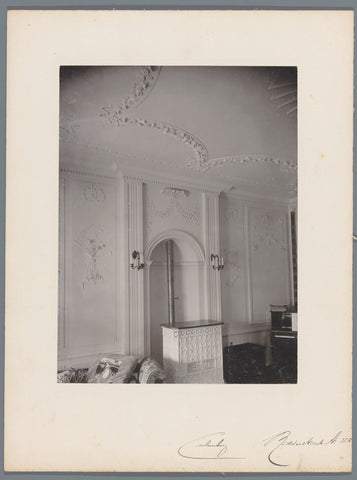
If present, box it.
[223,188,291,209]
[59,163,232,194]
[120,165,231,194]
[59,166,120,181]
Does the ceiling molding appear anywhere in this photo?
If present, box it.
[267,69,297,118]
[59,66,297,201]
[100,112,209,166]
[98,65,209,167]
[187,153,296,172]
[121,164,231,194]
[59,166,119,181]
[223,188,292,209]
[103,66,161,116]
[60,139,296,198]
[60,160,231,194]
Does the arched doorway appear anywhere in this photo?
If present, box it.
[144,231,205,363]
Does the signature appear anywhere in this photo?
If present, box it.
[178,432,245,460]
[263,430,352,467]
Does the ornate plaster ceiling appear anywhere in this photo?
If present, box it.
[60,65,297,200]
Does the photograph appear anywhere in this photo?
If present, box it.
[5,9,352,472]
[58,65,298,384]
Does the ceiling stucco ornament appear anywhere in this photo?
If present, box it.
[99,65,209,167]
[267,69,297,118]
[187,154,296,172]
[100,112,209,166]
[107,66,161,116]
[95,65,296,183]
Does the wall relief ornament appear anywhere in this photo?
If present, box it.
[222,248,240,287]
[59,120,80,141]
[146,192,200,230]
[252,213,287,252]
[224,206,241,222]
[74,226,112,289]
[83,183,106,203]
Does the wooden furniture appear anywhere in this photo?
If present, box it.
[271,329,297,382]
[161,320,224,383]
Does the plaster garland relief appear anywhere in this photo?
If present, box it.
[103,66,161,117]
[59,120,80,141]
[186,154,296,172]
[100,111,209,167]
[60,65,296,186]
[224,205,242,223]
[83,183,106,203]
[222,248,240,287]
[251,212,287,252]
[99,66,295,176]
[74,226,113,290]
[146,193,200,231]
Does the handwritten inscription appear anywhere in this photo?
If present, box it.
[178,432,245,460]
[177,430,351,466]
[263,430,352,467]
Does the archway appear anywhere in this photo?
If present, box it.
[144,230,205,362]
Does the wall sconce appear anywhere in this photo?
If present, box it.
[130,250,145,270]
[210,253,224,271]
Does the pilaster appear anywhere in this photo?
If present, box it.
[203,192,222,322]
[126,177,145,355]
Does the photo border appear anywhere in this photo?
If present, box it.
[0,1,355,479]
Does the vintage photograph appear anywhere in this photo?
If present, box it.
[5,9,352,472]
[57,65,297,384]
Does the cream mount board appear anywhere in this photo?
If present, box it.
[5,10,353,472]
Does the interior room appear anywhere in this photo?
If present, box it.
[57,65,297,384]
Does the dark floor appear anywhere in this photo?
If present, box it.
[223,342,297,384]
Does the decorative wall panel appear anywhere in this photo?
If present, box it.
[220,193,291,341]
[144,183,202,243]
[249,206,291,323]
[58,170,122,368]
[70,179,117,348]
[219,195,248,326]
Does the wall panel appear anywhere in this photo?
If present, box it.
[249,206,291,322]
[58,170,122,368]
